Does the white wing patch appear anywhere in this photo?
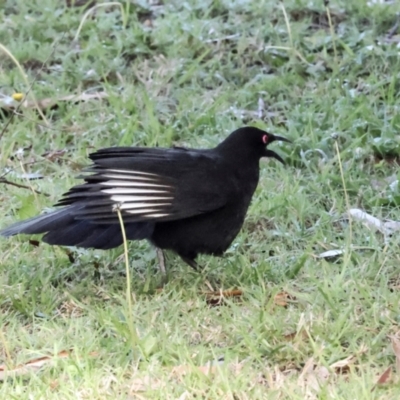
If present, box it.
[104,189,171,195]
[101,180,171,188]
[103,194,172,201]
[106,169,159,176]
[99,169,174,218]
[118,202,171,210]
[102,174,159,182]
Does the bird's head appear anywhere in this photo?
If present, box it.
[218,126,291,164]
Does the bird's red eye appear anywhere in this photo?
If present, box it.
[262,135,268,144]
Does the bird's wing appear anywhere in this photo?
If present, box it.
[56,146,230,224]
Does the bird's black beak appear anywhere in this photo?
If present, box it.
[264,150,285,164]
[265,134,291,164]
[272,134,291,143]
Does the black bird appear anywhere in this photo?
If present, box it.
[0,127,290,271]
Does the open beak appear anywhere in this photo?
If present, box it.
[265,134,291,164]
[264,149,285,164]
[273,134,291,143]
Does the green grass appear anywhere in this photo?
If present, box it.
[2,0,400,397]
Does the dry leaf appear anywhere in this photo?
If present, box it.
[348,209,384,232]
[330,355,355,374]
[372,366,392,391]
[57,299,84,318]
[283,329,308,342]
[49,379,59,390]
[274,291,295,307]
[283,331,297,341]
[42,149,67,162]
[204,289,243,306]
[348,208,400,236]
[0,350,98,380]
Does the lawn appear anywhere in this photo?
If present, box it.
[1,0,400,398]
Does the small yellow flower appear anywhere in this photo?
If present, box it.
[12,92,24,101]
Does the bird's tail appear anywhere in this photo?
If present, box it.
[0,206,154,250]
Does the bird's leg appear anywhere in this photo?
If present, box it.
[179,255,200,272]
[156,248,167,277]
